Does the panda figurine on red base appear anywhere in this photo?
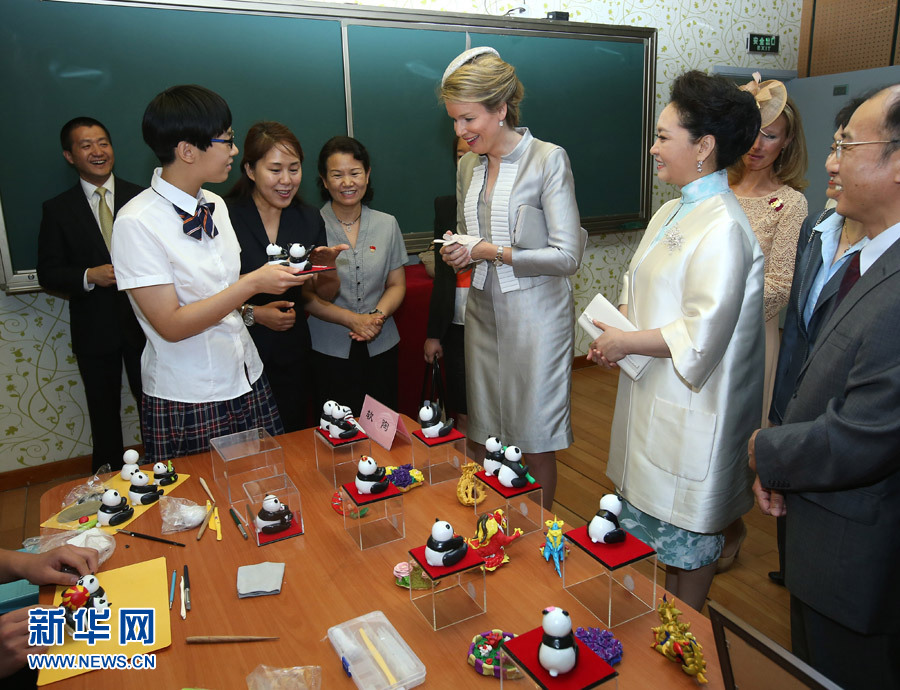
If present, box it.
[255,494,293,534]
[588,494,626,544]
[418,400,454,438]
[483,436,504,477]
[424,519,468,568]
[355,456,390,494]
[539,606,578,677]
[497,446,531,489]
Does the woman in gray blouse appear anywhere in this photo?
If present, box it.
[306,136,407,416]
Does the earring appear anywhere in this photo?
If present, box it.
[499,120,504,127]
[696,159,703,173]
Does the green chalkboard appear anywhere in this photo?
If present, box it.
[0,0,655,291]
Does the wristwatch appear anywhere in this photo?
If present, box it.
[369,308,385,316]
[492,245,505,267]
[240,304,255,327]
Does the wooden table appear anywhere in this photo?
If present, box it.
[41,421,722,688]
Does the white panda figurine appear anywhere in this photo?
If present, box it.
[288,243,310,271]
[128,471,163,506]
[320,400,338,431]
[355,456,390,494]
[152,461,178,487]
[91,594,110,609]
[497,445,530,489]
[418,400,454,438]
[327,404,359,440]
[255,494,293,534]
[97,488,134,527]
[588,493,626,544]
[538,606,578,677]
[266,243,286,265]
[483,436,504,476]
[120,449,140,481]
[424,519,468,568]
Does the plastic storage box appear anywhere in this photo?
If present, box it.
[327,610,425,690]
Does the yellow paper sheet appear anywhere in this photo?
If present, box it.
[41,471,190,534]
[38,556,172,685]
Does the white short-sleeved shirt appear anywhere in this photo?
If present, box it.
[111,168,263,403]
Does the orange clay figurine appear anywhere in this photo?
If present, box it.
[468,509,523,571]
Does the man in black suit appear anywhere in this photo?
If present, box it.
[37,117,145,473]
[749,86,900,688]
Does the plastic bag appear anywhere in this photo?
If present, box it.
[23,527,115,566]
[159,495,207,534]
[246,664,321,690]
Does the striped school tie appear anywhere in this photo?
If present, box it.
[174,202,218,240]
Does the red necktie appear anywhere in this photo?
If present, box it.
[835,251,861,306]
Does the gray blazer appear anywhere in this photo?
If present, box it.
[755,235,900,635]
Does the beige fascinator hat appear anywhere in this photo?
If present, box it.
[740,71,787,128]
[442,46,500,86]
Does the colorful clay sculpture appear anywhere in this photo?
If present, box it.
[468,509,523,571]
[575,627,623,666]
[128,470,163,506]
[255,494,293,534]
[97,488,134,527]
[355,456,390,494]
[61,575,109,635]
[588,494,626,544]
[539,606,579,677]
[424,519,468,568]
[320,400,358,440]
[418,400,454,438]
[385,464,424,492]
[456,462,486,506]
[467,630,523,680]
[541,517,569,577]
[651,596,708,684]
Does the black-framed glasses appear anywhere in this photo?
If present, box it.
[210,132,236,147]
[830,139,899,160]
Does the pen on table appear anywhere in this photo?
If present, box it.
[184,565,191,611]
[169,569,176,610]
[116,529,186,548]
[229,508,249,540]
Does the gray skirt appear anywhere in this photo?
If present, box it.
[464,267,574,453]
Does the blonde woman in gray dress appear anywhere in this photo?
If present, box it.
[440,47,585,509]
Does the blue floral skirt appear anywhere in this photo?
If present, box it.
[618,500,724,570]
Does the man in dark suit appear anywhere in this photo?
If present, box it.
[37,117,145,473]
[749,86,900,688]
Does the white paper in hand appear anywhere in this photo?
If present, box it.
[433,233,484,249]
[579,293,652,381]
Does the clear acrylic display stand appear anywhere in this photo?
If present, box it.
[410,428,467,484]
[314,428,372,488]
[474,470,544,537]
[562,525,657,628]
[210,428,284,506]
[408,544,486,630]
[243,473,303,546]
[339,482,404,550]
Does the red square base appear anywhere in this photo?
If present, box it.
[341,481,401,505]
[412,427,466,446]
[564,525,655,570]
[409,543,484,579]
[502,626,617,689]
[476,469,541,499]
[315,427,368,446]
[256,514,304,546]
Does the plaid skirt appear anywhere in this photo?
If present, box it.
[141,374,283,464]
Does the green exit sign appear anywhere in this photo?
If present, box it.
[748,34,780,54]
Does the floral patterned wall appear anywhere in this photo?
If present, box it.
[0,0,800,472]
